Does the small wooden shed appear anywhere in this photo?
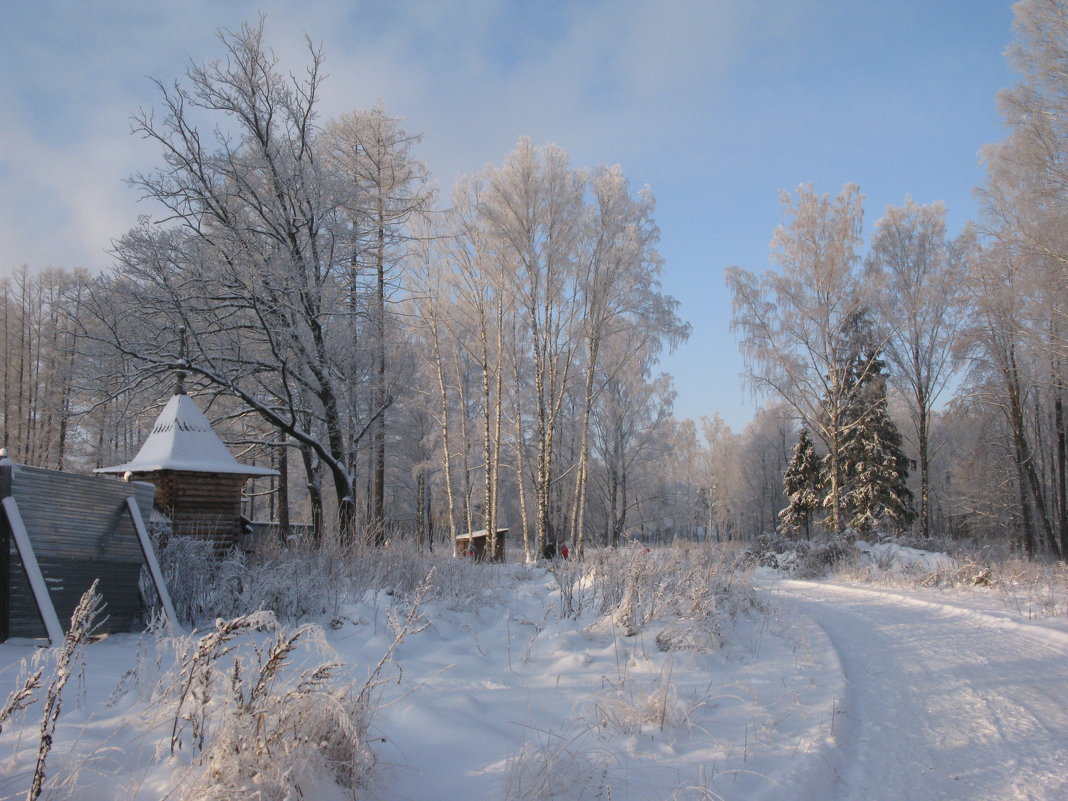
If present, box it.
[96,390,277,553]
[454,528,508,563]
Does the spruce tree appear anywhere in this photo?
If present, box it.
[779,428,822,539]
[839,351,915,535]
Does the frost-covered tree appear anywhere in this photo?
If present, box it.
[567,165,688,556]
[95,21,416,541]
[836,354,915,535]
[588,339,676,547]
[868,199,970,539]
[322,107,433,544]
[727,184,884,532]
[779,428,822,539]
[968,0,1068,558]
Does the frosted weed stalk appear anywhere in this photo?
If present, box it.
[502,729,614,801]
[149,570,435,800]
[0,582,104,801]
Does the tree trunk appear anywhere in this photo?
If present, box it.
[917,388,930,540]
[1004,349,1051,558]
[301,446,324,544]
[372,205,387,546]
[1054,374,1067,558]
[277,441,290,543]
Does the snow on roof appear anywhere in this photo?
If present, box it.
[455,528,509,540]
[96,394,278,477]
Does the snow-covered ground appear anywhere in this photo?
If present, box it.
[768,579,1068,801]
[1,547,1066,800]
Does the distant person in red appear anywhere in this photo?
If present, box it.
[559,543,569,559]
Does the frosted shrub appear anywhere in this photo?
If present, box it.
[156,531,498,626]
[655,616,721,653]
[581,670,691,736]
[847,542,1068,617]
[583,542,747,637]
[502,736,611,801]
[746,533,859,578]
[547,554,593,618]
[165,615,374,800]
[157,536,355,625]
[349,537,497,612]
[797,536,857,578]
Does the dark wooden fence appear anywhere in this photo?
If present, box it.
[1,459,167,642]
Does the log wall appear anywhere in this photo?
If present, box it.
[134,470,248,553]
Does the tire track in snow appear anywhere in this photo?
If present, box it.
[771,580,1068,801]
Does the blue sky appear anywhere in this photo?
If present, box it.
[0,0,1018,429]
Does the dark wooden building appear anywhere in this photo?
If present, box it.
[96,391,277,553]
[454,528,509,563]
[1,458,175,642]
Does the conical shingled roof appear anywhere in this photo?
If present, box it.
[96,394,277,477]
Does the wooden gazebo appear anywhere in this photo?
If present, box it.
[96,387,276,553]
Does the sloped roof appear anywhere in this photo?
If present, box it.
[96,394,278,477]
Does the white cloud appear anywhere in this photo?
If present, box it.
[1,0,786,273]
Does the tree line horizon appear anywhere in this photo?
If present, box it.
[3,0,1067,561]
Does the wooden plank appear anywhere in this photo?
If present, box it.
[3,497,63,645]
[126,497,179,631]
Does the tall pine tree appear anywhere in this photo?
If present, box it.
[779,427,822,539]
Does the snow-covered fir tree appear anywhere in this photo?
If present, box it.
[836,350,915,535]
[779,427,822,539]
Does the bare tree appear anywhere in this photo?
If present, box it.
[568,165,687,556]
[98,21,392,540]
[867,198,970,537]
[476,139,584,557]
[727,184,882,532]
[322,106,433,544]
[968,0,1068,558]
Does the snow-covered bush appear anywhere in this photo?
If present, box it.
[745,533,859,578]
[157,535,360,625]
[580,670,691,736]
[846,541,1068,616]
[502,735,611,801]
[551,542,750,640]
[155,532,500,626]
[855,540,955,580]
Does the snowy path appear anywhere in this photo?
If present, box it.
[770,580,1068,801]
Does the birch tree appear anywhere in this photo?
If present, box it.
[970,0,1068,558]
[727,184,881,532]
[568,165,687,556]
[867,199,969,538]
[478,139,584,558]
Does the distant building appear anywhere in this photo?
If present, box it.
[454,527,508,562]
